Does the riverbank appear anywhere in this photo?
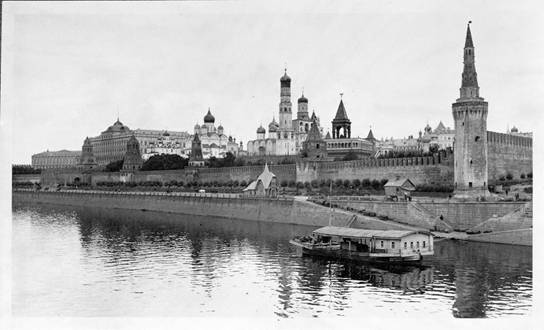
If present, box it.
[12,189,532,246]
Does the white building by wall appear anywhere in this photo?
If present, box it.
[191,109,241,159]
[247,70,322,157]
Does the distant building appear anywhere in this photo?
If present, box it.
[323,97,374,160]
[88,118,191,166]
[188,134,205,167]
[192,108,241,159]
[243,164,278,197]
[142,131,185,160]
[122,135,143,172]
[247,70,323,157]
[303,118,329,160]
[32,150,81,169]
[418,121,455,152]
[507,126,532,138]
[79,137,98,170]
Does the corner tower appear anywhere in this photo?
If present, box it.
[452,22,489,196]
[278,69,293,131]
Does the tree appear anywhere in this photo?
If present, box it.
[362,178,371,187]
[352,179,361,187]
[105,159,124,172]
[506,172,513,180]
[12,165,41,175]
[371,179,381,190]
[343,179,351,188]
[141,154,188,171]
[342,151,359,161]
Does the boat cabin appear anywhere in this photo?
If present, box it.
[311,226,434,256]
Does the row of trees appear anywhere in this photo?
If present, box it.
[498,172,532,181]
[12,165,41,175]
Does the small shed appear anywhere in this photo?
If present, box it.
[384,178,416,198]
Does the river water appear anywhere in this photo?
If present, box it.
[12,202,532,318]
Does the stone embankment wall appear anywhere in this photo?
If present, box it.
[12,191,408,231]
[487,131,532,183]
[336,199,524,231]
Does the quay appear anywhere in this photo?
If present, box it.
[13,189,532,246]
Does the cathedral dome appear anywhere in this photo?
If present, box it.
[298,93,308,103]
[194,123,201,129]
[268,117,279,132]
[257,125,266,134]
[204,109,215,123]
[218,124,224,131]
[511,126,519,133]
[280,71,291,83]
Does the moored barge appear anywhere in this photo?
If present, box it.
[290,226,434,264]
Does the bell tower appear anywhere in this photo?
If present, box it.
[278,68,293,132]
[452,22,489,196]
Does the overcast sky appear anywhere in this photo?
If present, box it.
[2,0,544,164]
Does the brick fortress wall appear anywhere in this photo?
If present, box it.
[487,131,532,183]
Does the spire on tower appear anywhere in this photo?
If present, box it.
[465,21,474,48]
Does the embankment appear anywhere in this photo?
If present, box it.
[12,190,413,231]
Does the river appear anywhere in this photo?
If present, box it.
[12,202,532,318]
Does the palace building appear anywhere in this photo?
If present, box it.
[87,118,191,166]
[31,150,81,169]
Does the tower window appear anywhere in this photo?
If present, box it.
[475,136,480,142]
[469,182,473,188]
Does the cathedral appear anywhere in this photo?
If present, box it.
[246,70,322,156]
[192,108,242,159]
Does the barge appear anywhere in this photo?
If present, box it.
[290,226,434,264]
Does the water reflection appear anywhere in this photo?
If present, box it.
[12,202,532,317]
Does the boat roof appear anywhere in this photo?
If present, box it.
[313,226,430,239]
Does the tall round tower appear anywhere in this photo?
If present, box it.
[278,69,293,132]
[452,22,489,196]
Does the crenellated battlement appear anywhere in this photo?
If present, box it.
[487,131,532,148]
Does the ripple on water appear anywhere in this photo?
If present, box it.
[11,205,533,317]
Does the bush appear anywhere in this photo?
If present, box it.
[288,180,296,188]
[280,180,288,187]
[352,179,361,187]
[520,173,526,179]
[528,172,533,179]
[371,179,381,190]
[506,173,513,180]
[499,175,506,182]
[524,187,532,193]
[380,178,388,187]
[362,179,371,187]
[105,160,124,172]
[233,180,239,187]
[141,154,188,171]
[296,182,304,189]
[334,179,343,187]
[311,180,319,188]
[240,180,248,187]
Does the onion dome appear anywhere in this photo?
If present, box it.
[298,92,308,103]
[194,123,201,129]
[204,108,215,123]
[218,124,224,130]
[257,125,266,134]
[163,131,170,136]
[268,117,279,132]
[511,126,519,133]
[280,69,291,83]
